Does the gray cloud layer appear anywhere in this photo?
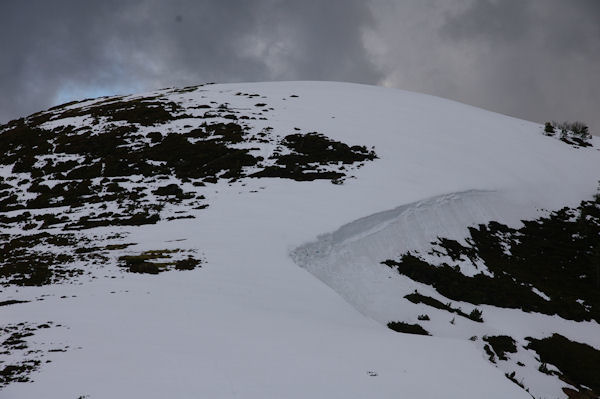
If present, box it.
[1,0,599,133]
[368,0,600,133]
[0,0,379,122]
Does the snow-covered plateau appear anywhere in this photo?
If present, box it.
[1,81,599,398]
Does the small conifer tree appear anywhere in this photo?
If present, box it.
[544,122,555,136]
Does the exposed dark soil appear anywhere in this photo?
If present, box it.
[252,133,376,181]
[0,321,64,388]
[0,100,376,185]
[383,195,600,323]
[0,94,377,244]
[119,249,202,274]
[483,335,517,361]
[0,233,87,286]
[387,321,430,336]
[404,291,483,322]
[526,334,600,396]
[0,300,29,307]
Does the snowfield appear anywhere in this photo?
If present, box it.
[1,81,599,398]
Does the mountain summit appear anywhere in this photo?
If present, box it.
[1,82,599,398]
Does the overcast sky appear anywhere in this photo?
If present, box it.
[2,0,599,133]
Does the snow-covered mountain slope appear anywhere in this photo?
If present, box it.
[1,81,599,398]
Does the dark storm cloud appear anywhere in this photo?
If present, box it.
[440,0,534,43]
[1,0,599,134]
[437,0,600,132]
[0,0,379,123]
[442,0,600,54]
[1,1,135,121]
[364,0,600,133]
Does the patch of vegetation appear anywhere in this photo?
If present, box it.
[483,335,517,361]
[544,121,593,147]
[0,212,31,227]
[35,213,69,229]
[152,184,195,202]
[429,237,477,263]
[505,371,528,392]
[66,211,161,230]
[526,334,600,395]
[0,360,41,386]
[146,127,259,180]
[384,192,600,323]
[69,97,186,126]
[119,250,202,274]
[1,118,266,183]
[484,344,496,362]
[170,84,204,94]
[0,90,377,294]
[404,291,484,322]
[469,308,484,322]
[0,119,53,167]
[0,94,378,237]
[0,300,29,307]
[0,321,63,388]
[253,133,377,181]
[104,243,136,251]
[0,233,85,286]
[174,257,202,270]
[538,362,552,375]
[0,232,129,286]
[387,321,430,336]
